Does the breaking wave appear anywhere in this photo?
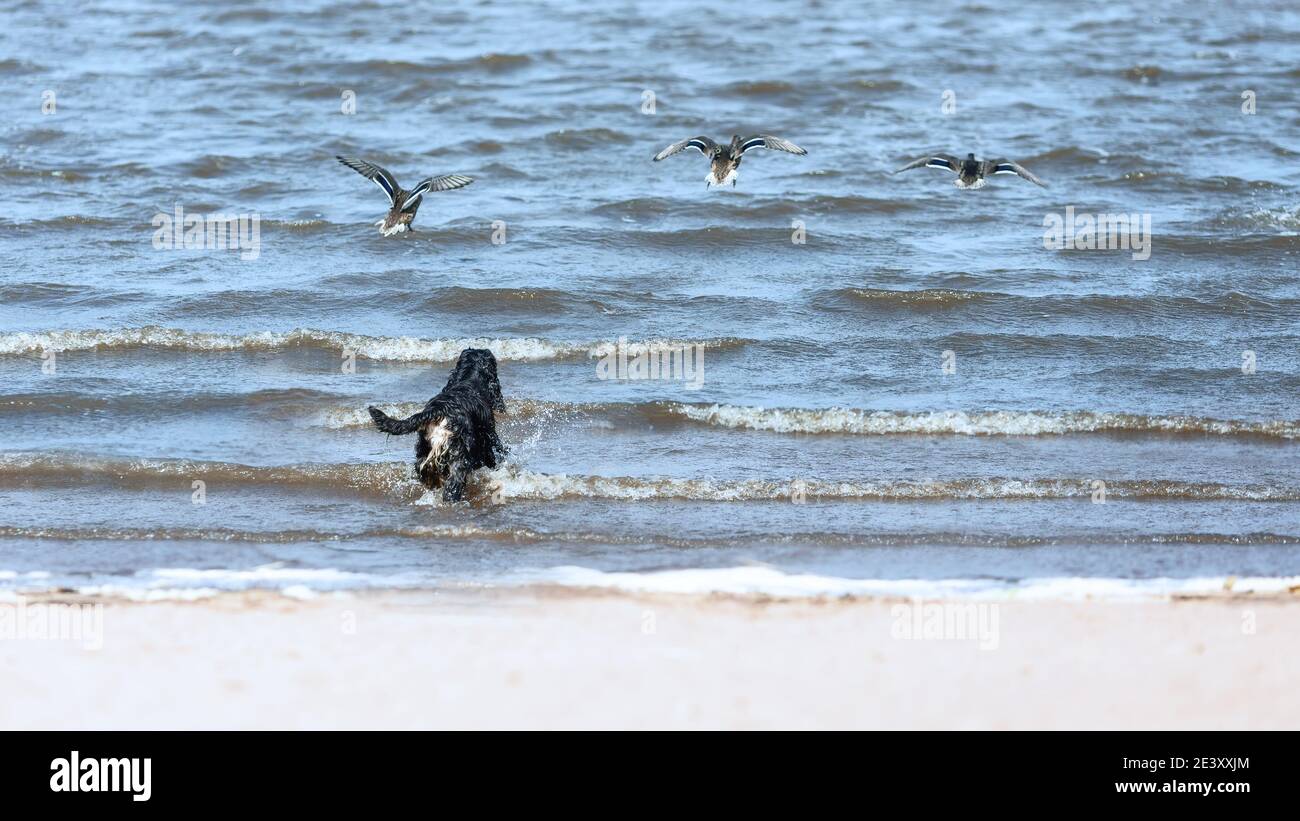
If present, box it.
[667,405,1300,439]
[3,524,1295,548]
[2,454,1295,503]
[317,399,1300,440]
[483,469,1299,502]
[0,326,746,363]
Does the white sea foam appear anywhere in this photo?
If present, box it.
[67,566,409,600]
[507,565,1300,600]
[0,326,740,363]
[668,404,1300,438]
[316,399,1300,440]
[21,566,1297,602]
[71,586,225,602]
[0,453,1292,502]
[477,467,1297,502]
[1239,206,1300,233]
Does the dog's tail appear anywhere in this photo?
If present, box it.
[368,406,430,436]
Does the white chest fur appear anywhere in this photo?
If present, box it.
[419,419,453,470]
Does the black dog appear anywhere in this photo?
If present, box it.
[368,348,507,502]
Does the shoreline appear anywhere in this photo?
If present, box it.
[2,586,1298,730]
[2,567,1296,605]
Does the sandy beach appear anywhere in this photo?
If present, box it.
[3,587,1297,730]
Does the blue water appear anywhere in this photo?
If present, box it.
[1,0,1298,594]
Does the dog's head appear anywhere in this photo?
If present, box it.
[449,348,505,412]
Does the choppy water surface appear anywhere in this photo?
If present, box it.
[1,0,1298,595]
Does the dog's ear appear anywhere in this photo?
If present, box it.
[491,379,506,412]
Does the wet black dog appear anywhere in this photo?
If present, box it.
[368,348,507,502]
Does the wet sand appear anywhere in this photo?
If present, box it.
[2,588,1297,730]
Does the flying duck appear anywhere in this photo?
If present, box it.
[336,155,474,235]
[653,134,807,188]
[894,153,1046,189]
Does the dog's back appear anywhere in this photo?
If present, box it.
[367,348,506,501]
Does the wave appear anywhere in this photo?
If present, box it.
[64,566,394,600]
[1122,64,1164,83]
[609,226,829,249]
[833,78,910,94]
[822,287,1297,321]
[321,397,645,432]
[2,454,1294,503]
[157,284,603,319]
[769,194,919,215]
[13,386,1291,446]
[258,218,333,232]
[0,525,357,544]
[1020,145,1115,165]
[175,154,240,178]
[0,166,88,184]
[721,79,801,97]
[507,566,1300,600]
[1160,233,1300,254]
[0,282,132,306]
[483,469,1300,503]
[10,127,66,146]
[331,52,536,77]
[417,286,598,316]
[1084,167,1288,194]
[829,288,986,308]
[319,399,1300,440]
[450,138,506,154]
[0,453,417,499]
[993,290,1282,318]
[589,195,915,221]
[1212,206,1300,234]
[9,566,1299,601]
[3,524,1295,549]
[666,405,1300,439]
[429,51,537,73]
[317,397,585,430]
[0,523,593,545]
[544,127,633,149]
[0,58,46,74]
[593,194,917,221]
[0,388,345,419]
[3,214,117,229]
[0,326,746,362]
